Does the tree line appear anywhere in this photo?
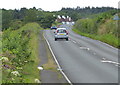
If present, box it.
[55,6,118,21]
[2,7,56,30]
[1,6,119,30]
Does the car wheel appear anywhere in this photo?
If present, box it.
[55,38,57,41]
[66,38,68,41]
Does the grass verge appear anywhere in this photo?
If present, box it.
[0,32,2,84]
[73,28,119,48]
[2,23,41,83]
[22,23,41,83]
[42,41,57,71]
[40,32,66,81]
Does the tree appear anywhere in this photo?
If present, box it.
[19,7,28,20]
[24,8,37,23]
[2,9,14,30]
[40,13,56,28]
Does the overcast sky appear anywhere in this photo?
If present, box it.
[0,0,120,11]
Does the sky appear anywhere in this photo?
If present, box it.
[0,0,120,11]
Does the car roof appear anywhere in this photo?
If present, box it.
[57,28,66,30]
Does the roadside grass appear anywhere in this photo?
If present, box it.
[42,40,66,80]
[41,32,57,71]
[73,28,119,48]
[41,32,65,80]
[42,50,57,71]
[2,23,41,83]
[42,55,57,71]
[0,32,2,53]
[22,23,40,83]
[0,32,2,84]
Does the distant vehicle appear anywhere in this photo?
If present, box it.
[51,26,57,30]
[54,28,68,41]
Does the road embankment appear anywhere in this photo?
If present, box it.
[2,23,40,83]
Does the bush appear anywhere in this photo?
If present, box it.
[73,10,119,48]
[2,23,40,83]
[9,20,24,30]
[74,18,97,34]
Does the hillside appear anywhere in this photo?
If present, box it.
[73,10,120,48]
[2,23,40,83]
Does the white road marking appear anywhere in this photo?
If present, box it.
[101,60,120,65]
[87,48,90,51]
[57,68,63,71]
[115,64,120,67]
[80,47,90,50]
[93,52,96,55]
[43,33,73,85]
[72,40,76,43]
[101,58,120,67]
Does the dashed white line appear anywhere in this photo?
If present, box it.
[72,40,77,43]
[101,60,120,65]
[43,33,73,85]
[80,47,90,50]
[101,58,120,67]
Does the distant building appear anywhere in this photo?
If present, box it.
[56,15,73,23]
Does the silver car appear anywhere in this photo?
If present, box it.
[54,28,68,41]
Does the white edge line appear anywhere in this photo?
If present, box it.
[98,41,118,50]
[101,60,120,65]
[43,32,73,85]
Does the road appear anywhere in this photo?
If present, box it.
[44,24,119,83]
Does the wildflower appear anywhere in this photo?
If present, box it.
[12,78,15,81]
[34,79,41,83]
[11,71,20,76]
[2,65,9,69]
[0,57,9,62]
[24,61,28,63]
[16,67,23,70]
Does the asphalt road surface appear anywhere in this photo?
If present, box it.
[44,24,119,83]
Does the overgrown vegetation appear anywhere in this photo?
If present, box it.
[1,23,41,83]
[0,32,2,84]
[55,6,117,21]
[1,7,59,83]
[2,7,56,30]
[73,10,120,48]
[1,6,120,83]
